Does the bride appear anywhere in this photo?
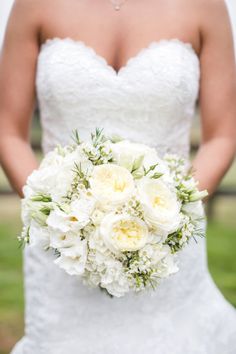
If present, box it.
[0,0,236,353]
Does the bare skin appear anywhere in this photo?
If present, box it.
[0,0,236,197]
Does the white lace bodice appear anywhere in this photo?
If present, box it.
[11,37,236,354]
[36,38,200,157]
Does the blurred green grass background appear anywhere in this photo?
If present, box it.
[0,117,236,353]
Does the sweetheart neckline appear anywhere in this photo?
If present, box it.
[39,37,200,76]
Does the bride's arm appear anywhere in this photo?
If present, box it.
[0,0,41,197]
[193,0,236,197]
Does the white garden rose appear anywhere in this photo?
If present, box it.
[25,145,93,201]
[23,167,55,197]
[39,149,64,169]
[89,164,134,207]
[138,178,181,234]
[25,164,74,202]
[110,140,172,183]
[110,140,159,171]
[100,213,148,253]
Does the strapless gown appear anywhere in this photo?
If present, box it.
[11,38,236,354]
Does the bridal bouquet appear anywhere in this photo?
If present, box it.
[20,129,207,297]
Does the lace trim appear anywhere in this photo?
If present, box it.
[39,37,200,76]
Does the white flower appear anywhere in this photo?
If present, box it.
[24,146,93,202]
[90,209,106,226]
[110,140,159,170]
[189,190,208,202]
[138,178,181,234]
[39,149,64,169]
[100,260,130,297]
[141,244,178,278]
[89,164,135,207]
[160,253,179,276]
[25,164,74,202]
[182,201,206,240]
[61,238,87,258]
[28,220,51,249]
[49,229,80,250]
[21,199,52,226]
[70,145,94,173]
[54,239,87,276]
[23,168,55,197]
[88,229,111,257]
[47,198,94,232]
[100,213,148,253]
[140,243,171,264]
[182,200,205,220]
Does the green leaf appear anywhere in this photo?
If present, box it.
[71,129,81,145]
[151,172,163,179]
[131,155,144,172]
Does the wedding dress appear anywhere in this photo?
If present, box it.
[11,38,236,354]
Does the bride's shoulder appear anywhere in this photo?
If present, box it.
[192,0,230,24]
[195,0,232,41]
[11,0,46,16]
[9,0,47,30]
[12,0,71,17]
[10,0,60,28]
[10,0,74,44]
[182,0,232,46]
[8,0,59,43]
[176,0,229,33]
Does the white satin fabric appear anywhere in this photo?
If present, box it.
[11,38,236,354]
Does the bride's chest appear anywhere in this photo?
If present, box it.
[36,38,200,109]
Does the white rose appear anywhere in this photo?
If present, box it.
[89,164,134,207]
[47,198,94,232]
[25,167,56,196]
[25,146,93,202]
[110,140,173,184]
[138,178,181,234]
[54,239,87,275]
[100,213,148,253]
[110,140,159,171]
[39,149,64,169]
[25,164,74,202]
